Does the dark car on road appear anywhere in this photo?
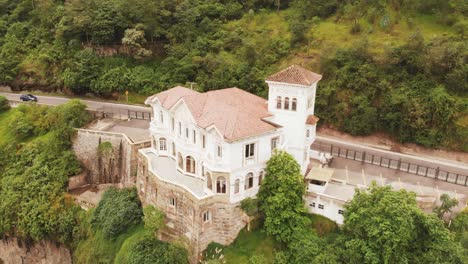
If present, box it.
[20,94,38,102]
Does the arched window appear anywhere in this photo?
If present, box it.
[186,156,195,174]
[259,171,264,185]
[276,96,282,109]
[245,173,254,190]
[159,138,167,151]
[172,142,176,156]
[284,97,290,110]
[234,179,240,194]
[206,172,212,190]
[216,177,226,193]
[292,98,297,111]
[177,153,183,169]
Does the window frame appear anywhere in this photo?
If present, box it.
[245,143,255,159]
[168,197,176,207]
[284,97,290,110]
[159,138,167,151]
[276,96,282,109]
[203,211,211,223]
[217,145,223,158]
[216,177,226,194]
[292,98,297,111]
[271,137,279,152]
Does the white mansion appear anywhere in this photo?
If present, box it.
[136,65,322,260]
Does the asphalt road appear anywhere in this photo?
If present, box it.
[1,92,152,118]
[312,136,468,188]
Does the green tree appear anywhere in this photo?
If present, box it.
[257,150,309,244]
[340,184,463,263]
[122,25,152,59]
[62,49,101,94]
[433,193,459,219]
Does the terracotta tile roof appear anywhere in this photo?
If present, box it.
[266,65,322,86]
[306,115,320,125]
[151,86,199,109]
[148,87,279,141]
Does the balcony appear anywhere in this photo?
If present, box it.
[141,149,210,199]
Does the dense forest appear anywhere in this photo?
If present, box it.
[0,0,467,150]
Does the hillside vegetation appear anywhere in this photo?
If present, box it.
[0,0,467,150]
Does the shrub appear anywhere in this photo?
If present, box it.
[91,188,143,238]
[0,96,9,112]
[8,111,34,139]
[241,198,259,217]
[127,237,189,264]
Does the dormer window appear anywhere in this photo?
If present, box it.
[284,97,290,110]
[276,96,282,109]
[292,98,297,111]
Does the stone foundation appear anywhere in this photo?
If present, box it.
[137,152,248,263]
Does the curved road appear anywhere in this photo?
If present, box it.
[0,92,152,117]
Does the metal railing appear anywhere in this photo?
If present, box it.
[311,142,468,187]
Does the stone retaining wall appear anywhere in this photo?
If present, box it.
[72,129,151,186]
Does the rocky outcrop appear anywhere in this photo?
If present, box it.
[0,238,71,264]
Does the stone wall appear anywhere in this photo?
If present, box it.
[136,152,248,263]
[72,129,151,186]
[0,238,71,264]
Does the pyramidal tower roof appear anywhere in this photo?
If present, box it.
[266,65,322,86]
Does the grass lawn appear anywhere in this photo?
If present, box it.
[213,214,337,263]
[222,226,280,264]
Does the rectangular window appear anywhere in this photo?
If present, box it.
[202,135,206,148]
[178,122,182,136]
[193,130,196,144]
[271,137,279,151]
[217,145,222,158]
[185,128,189,138]
[245,143,255,158]
[203,211,211,223]
[160,110,164,124]
[168,197,176,207]
[171,118,175,131]
[159,140,167,151]
[309,202,316,208]
[318,204,324,210]
[338,209,344,215]
[306,129,310,138]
